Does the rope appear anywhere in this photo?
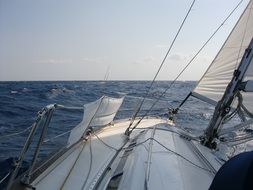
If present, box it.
[93,133,118,151]
[241,103,253,118]
[81,134,93,189]
[0,126,32,141]
[0,104,82,142]
[120,137,213,173]
[222,92,242,123]
[60,137,88,190]
[222,91,253,127]
[125,94,173,107]
[93,126,198,153]
[152,138,214,173]
[127,0,245,135]
[43,130,72,143]
[29,147,66,177]
[126,0,196,133]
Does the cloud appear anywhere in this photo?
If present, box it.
[37,59,72,64]
[168,53,187,61]
[133,56,156,64]
[82,57,107,64]
[82,58,99,64]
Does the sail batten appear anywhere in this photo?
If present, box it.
[193,0,253,113]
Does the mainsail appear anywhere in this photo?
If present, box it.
[193,0,253,112]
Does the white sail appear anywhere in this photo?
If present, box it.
[193,0,253,112]
[67,96,124,146]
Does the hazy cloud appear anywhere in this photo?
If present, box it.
[168,53,187,61]
[82,58,99,64]
[168,53,212,63]
[155,44,169,49]
[37,59,73,64]
[133,56,156,64]
[81,57,108,64]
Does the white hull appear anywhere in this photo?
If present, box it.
[25,118,222,190]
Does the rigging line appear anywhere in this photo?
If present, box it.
[133,127,199,141]
[145,126,156,188]
[223,107,238,123]
[26,108,55,183]
[127,0,196,131]
[81,134,93,190]
[119,107,168,112]
[219,117,253,135]
[120,137,212,173]
[224,134,253,145]
[128,0,245,134]
[0,126,32,140]
[6,114,43,189]
[43,129,72,143]
[122,138,151,150]
[151,138,213,173]
[125,94,173,104]
[125,94,175,111]
[60,137,88,190]
[241,103,253,118]
[0,104,82,141]
[176,0,245,112]
[93,133,118,151]
[223,92,241,123]
[29,146,67,177]
[131,121,200,142]
[0,172,10,184]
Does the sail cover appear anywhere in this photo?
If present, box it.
[193,0,253,111]
[67,96,124,146]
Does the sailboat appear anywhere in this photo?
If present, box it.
[4,0,253,189]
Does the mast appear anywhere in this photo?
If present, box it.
[202,38,253,148]
[103,66,110,81]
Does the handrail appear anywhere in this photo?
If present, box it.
[22,104,56,185]
[6,104,57,190]
[5,100,124,189]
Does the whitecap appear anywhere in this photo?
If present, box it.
[10,90,18,94]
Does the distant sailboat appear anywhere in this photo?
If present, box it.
[100,66,110,84]
[103,66,110,81]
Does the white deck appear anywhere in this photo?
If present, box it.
[30,117,222,190]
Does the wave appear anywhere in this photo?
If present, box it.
[46,87,75,99]
[10,90,18,94]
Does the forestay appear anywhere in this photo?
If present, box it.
[67,96,124,146]
[193,0,253,112]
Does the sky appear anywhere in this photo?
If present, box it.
[0,0,250,81]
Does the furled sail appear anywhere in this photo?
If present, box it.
[67,96,124,146]
[193,0,253,112]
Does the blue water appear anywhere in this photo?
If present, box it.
[0,81,214,188]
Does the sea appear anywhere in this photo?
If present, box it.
[0,81,214,189]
